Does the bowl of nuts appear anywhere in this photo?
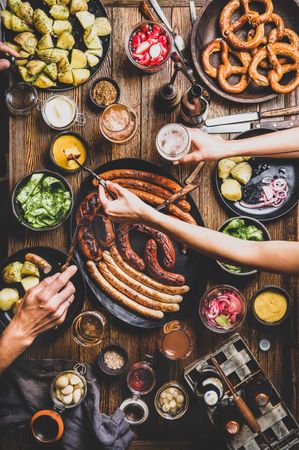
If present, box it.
[154,381,189,420]
[97,344,129,376]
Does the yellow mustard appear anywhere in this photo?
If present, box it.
[254,290,287,323]
[52,134,87,171]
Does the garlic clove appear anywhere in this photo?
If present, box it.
[73,389,82,404]
[55,375,69,389]
[61,384,74,395]
[69,375,81,386]
[63,393,73,405]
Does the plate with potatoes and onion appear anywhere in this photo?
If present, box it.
[0,0,111,89]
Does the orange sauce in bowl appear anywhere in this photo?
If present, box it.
[52,134,87,171]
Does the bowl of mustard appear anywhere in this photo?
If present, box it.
[49,132,89,174]
[252,286,291,327]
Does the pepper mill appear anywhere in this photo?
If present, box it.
[155,63,182,112]
[180,83,210,127]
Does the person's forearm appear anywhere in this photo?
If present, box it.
[221,128,299,159]
[143,210,299,274]
[0,322,33,375]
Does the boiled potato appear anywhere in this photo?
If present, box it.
[44,62,58,80]
[3,262,23,283]
[86,52,99,67]
[76,11,94,29]
[27,60,46,75]
[43,0,57,5]
[0,288,19,311]
[93,17,111,36]
[58,56,70,72]
[4,41,20,53]
[53,19,72,35]
[57,30,75,50]
[15,50,30,65]
[33,9,53,34]
[58,67,73,83]
[58,0,71,5]
[14,32,37,54]
[38,33,54,50]
[21,276,40,291]
[17,2,34,24]
[49,5,70,20]
[11,14,32,32]
[51,48,69,61]
[71,48,86,68]
[37,48,54,61]
[33,73,56,88]
[86,48,102,58]
[218,159,236,180]
[231,162,252,185]
[0,10,13,29]
[70,0,88,14]
[72,68,90,85]
[84,27,102,49]
[7,0,21,15]
[221,179,242,202]
[21,261,40,277]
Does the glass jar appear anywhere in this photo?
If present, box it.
[99,103,138,144]
[154,381,189,420]
[125,21,173,74]
[5,82,38,115]
[157,320,195,360]
[72,311,107,347]
[40,94,86,130]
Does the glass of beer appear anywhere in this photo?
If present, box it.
[72,311,107,347]
[156,123,191,161]
[157,320,195,360]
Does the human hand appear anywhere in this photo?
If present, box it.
[0,41,20,71]
[173,127,227,165]
[8,265,77,346]
[98,181,155,224]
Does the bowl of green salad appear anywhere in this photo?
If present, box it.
[12,170,73,231]
[217,216,271,276]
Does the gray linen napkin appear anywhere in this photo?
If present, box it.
[0,358,133,450]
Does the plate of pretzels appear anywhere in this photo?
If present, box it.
[191,0,299,103]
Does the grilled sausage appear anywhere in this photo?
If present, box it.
[145,240,185,286]
[135,224,175,269]
[92,169,182,193]
[112,178,191,212]
[102,251,183,303]
[117,224,145,271]
[93,215,115,248]
[77,226,102,262]
[76,192,100,225]
[86,261,164,320]
[99,261,179,313]
[25,253,52,274]
[110,245,189,295]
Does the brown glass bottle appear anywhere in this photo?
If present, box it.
[214,398,244,436]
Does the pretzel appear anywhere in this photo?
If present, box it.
[202,39,252,93]
[220,0,271,50]
[249,43,299,93]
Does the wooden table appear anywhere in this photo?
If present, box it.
[0,1,298,449]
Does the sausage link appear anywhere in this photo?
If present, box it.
[103,251,183,303]
[144,240,185,286]
[110,245,190,295]
[116,224,145,271]
[86,261,164,320]
[76,192,100,225]
[135,224,175,269]
[77,226,102,262]
[25,253,52,274]
[93,215,115,248]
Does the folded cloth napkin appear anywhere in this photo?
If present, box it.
[0,358,133,450]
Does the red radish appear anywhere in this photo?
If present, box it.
[153,24,161,34]
[131,52,143,61]
[138,52,150,65]
[138,32,147,42]
[149,43,162,59]
[132,35,141,47]
[148,31,160,39]
[135,40,151,55]
[140,24,150,33]
[159,35,168,46]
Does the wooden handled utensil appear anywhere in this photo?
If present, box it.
[139,0,158,21]
[211,357,274,449]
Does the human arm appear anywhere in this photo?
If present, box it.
[0,266,77,375]
[99,183,299,275]
[173,127,299,165]
[0,41,20,71]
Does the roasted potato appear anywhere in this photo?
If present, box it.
[0,10,13,29]
[21,276,40,292]
[231,162,252,185]
[38,33,54,50]
[21,261,40,277]
[19,65,36,81]
[58,0,71,5]
[0,288,19,311]
[4,41,20,53]
[15,49,30,65]
[49,5,70,20]
[7,0,21,15]
[43,0,57,5]
[33,9,53,34]
[53,19,72,35]
[10,14,33,32]
[58,67,73,83]
[70,0,88,14]
[14,32,37,54]
[93,17,111,36]
[58,56,70,72]
[51,48,69,61]
[2,262,23,283]
[17,2,34,24]
[57,30,75,49]
[86,48,103,58]
[76,11,94,29]
[44,62,58,80]
[86,52,99,67]
[37,48,54,61]
[32,73,56,88]
[218,159,236,180]
[27,60,46,75]
[72,68,90,85]
[71,48,86,68]
[83,27,102,49]
[221,179,242,202]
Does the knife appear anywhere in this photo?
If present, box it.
[202,119,299,134]
[205,106,299,127]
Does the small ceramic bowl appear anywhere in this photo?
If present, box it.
[217,216,271,276]
[251,285,292,327]
[89,77,120,110]
[12,169,73,232]
[97,344,129,376]
[49,131,89,174]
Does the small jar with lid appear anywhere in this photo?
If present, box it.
[119,355,156,426]
[5,82,38,116]
[40,94,86,130]
[30,363,87,444]
[154,381,189,420]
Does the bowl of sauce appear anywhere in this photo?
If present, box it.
[41,95,86,130]
[50,132,89,174]
[252,286,291,326]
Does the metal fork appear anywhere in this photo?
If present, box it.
[3,53,56,65]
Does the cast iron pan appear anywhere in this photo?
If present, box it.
[0,0,111,91]
[191,0,299,103]
[215,128,299,222]
[71,158,208,329]
[0,247,86,340]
